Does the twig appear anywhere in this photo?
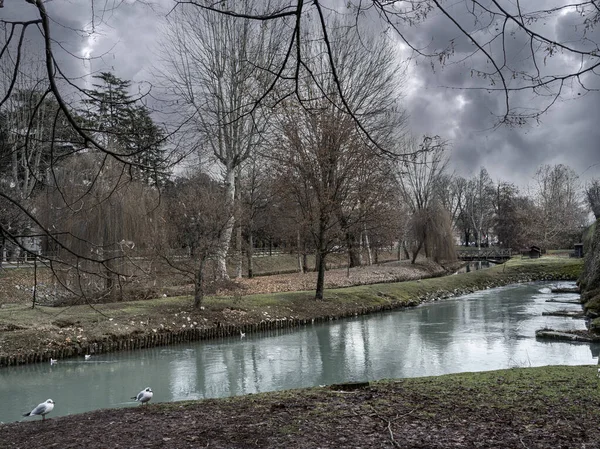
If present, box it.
[367,406,416,448]
[518,435,529,449]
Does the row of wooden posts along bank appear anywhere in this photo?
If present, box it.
[0,271,579,368]
[0,303,412,368]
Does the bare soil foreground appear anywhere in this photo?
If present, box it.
[2,365,600,448]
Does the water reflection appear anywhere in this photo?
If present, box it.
[1,281,597,423]
[456,260,492,273]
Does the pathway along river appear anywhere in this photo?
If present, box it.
[2,281,598,424]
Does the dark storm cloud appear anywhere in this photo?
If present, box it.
[3,0,168,87]
[3,0,598,187]
[399,0,600,188]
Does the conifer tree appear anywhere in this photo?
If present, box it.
[81,72,168,186]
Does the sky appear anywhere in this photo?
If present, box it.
[2,0,599,191]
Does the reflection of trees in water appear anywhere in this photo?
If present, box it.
[315,320,372,385]
[169,350,197,401]
[190,331,325,398]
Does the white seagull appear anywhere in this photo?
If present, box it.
[23,399,55,421]
[240,330,245,339]
[84,354,91,360]
[131,387,153,405]
[50,358,58,365]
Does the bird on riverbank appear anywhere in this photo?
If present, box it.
[23,399,54,421]
[131,387,153,405]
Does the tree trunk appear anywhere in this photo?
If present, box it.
[194,257,207,308]
[411,240,423,264]
[247,233,254,279]
[363,228,372,266]
[477,216,482,250]
[297,229,303,273]
[346,232,361,268]
[30,258,39,309]
[235,221,243,279]
[302,239,309,273]
[235,173,243,279]
[315,250,326,300]
[422,228,429,259]
[215,169,236,280]
[402,240,410,259]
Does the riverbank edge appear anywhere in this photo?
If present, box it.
[0,258,583,368]
[2,365,600,448]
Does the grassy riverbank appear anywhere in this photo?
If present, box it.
[2,365,599,448]
[0,256,583,366]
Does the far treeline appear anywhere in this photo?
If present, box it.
[1,1,600,305]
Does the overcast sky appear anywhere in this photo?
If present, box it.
[3,0,599,190]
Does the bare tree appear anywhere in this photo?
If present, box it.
[0,56,80,264]
[448,176,473,246]
[344,151,398,267]
[159,1,284,281]
[272,17,407,299]
[465,168,495,250]
[532,164,587,248]
[237,154,277,278]
[160,174,230,308]
[396,135,454,263]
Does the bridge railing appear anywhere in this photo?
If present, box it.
[456,248,512,260]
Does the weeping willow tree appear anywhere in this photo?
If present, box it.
[38,153,163,301]
[406,203,456,264]
[426,203,457,263]
[396,136,456,264]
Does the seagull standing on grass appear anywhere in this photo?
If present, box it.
[23,399,54,420]
[131,387,153,405]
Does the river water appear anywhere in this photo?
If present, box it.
[1,281,597,424]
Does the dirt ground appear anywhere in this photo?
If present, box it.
[0,257,447,304]
[2,365,600,448]
[215,259,451,295]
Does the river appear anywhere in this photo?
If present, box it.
[1,281,597,424]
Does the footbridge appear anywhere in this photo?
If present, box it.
[456,248,512,262]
